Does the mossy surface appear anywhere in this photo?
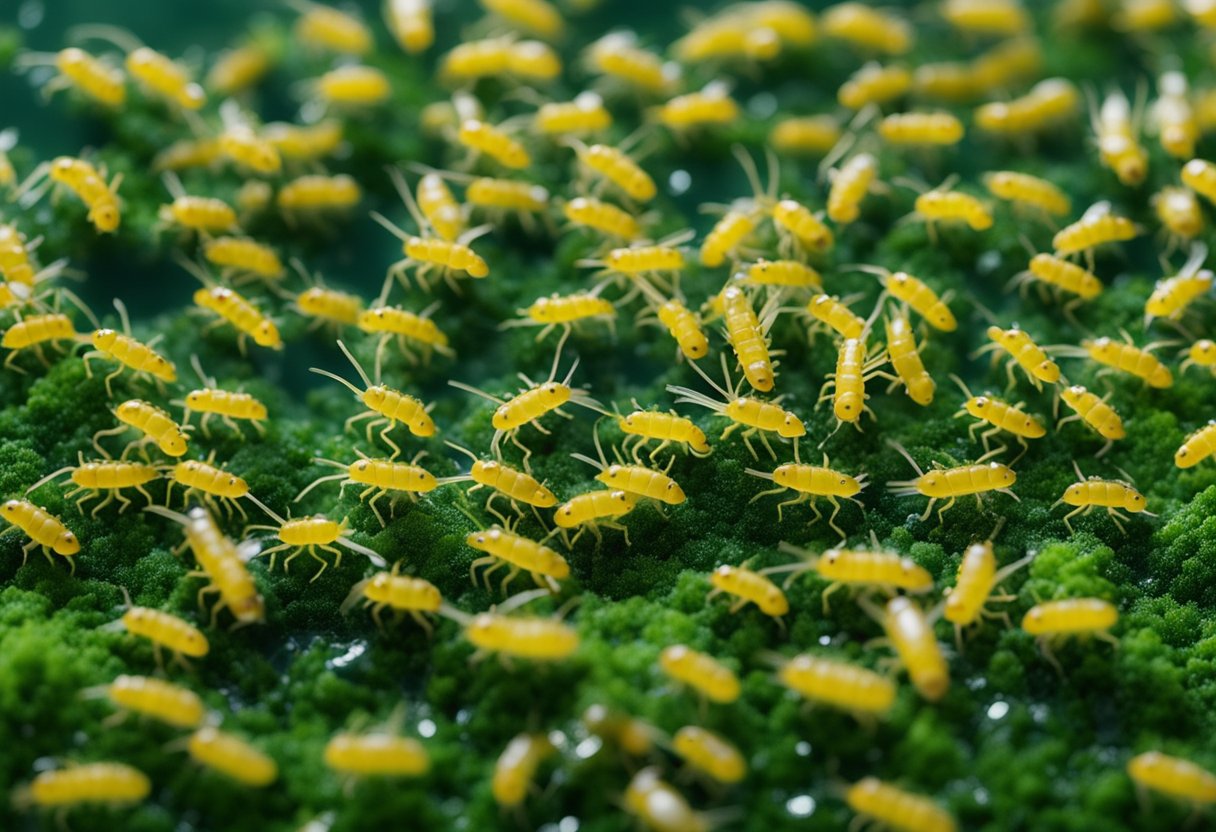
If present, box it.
[3,1,1216,830]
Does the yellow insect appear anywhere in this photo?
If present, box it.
[180,356,269,438]
[672,726,746,784]
[151,137,222,172]
[984,171,1072,218]
[820,3,913,54]
[0,222,51,287]
[838,63,911,110]
[187,726,278,787]
[975,325,1061,390]
[806,293,867,340]
[148,505,265,626]
[747,447,865,537]
[1,499,80,569]
[774,536,933,613]
[237,180,273,216]
[1091,88,1148,185]
[969,37,1044,92]
[975,78,1080,136]
[846,778,957,832]
[439,36,562,84]
[2,312,80,372]
[295,452,447,527]
[582,704,656,756]
[1181,338,1216,375]
[878,111,964,146]
[624,768,707,832]
[309,65,391,108]
[659,644,740,704]
[117,596,210,666]
[1066,332,1173,388]
[26,453,159,516]
[584,31,677,96]
[457,119,531,170]
[163,454,252,519]
[653,82,741,133]
[293,283,363,331]
[1151,71,1198,158]
[1153,185,1204,248]
[159,173,237,235]
[357,303,453,366]
[887,440,1018,523]
[83,300,177,397]
[826,152,880,225]
[616,402,710,462]
[13,155,123,233]
[206,40,272,95]
[441,588,580,664]
[481,0,564,38]
[385,0,434,54]
[553,488,639,547]
[217,106,281,176]
[738,259,822,291]
[562,196,641,241]
[943,0,1029,33]
[578,231,693,301]
[1021,597,1119,673]
[534,91,613,137]
[672,10,781,64]
[1056,384,1125,457]
[769,115,842,157]
[372,167,490,295]
[1176,422,1216,468]
[454,175,551,232]
[277,174,362,221]
[466,524,569,594]
[504,290,617,345]
[340,563,443,632]
[572,426,686,506]
[14,47,126,107]
[819,337,890,435]
[291,0,372,54]
[1127,751,1216,808]
[700,202,761,269]
[1145,243,1212,323]
[493,733,556,808]
[14,763,151,812]
[83,674,206,729]
[720,285,779,392]
[263,120,344,165]
[774,653,897,720]
[1011,253,1102,316]
[865,267,958,331]
[643,295,709,361]
[952,376,1045,462]
[884,312,935,406]
[708,562,787,618]
[203,237,284,283]
[1054,461,1151,534]
[943,536,1034,649]
[247,493,384,580]
[91,399,190,459]
[1182,158,1216,206]
[444,442,557,524]
[903,181,992,240]
[325,728,430,780]
[75,24,205,110]
[568,138,657,203]
[411,171,465,242]
[193,284,281,352]
[859,594,950,702]
[449,334,602,469]
[912,61,974,103]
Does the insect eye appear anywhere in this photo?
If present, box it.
[839,478,846,485]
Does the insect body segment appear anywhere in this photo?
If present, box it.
[1127,752,1216,806]
[324,732,430,779]
[88,674,207,728]
[493,733,556,808]
[1,499,80,568]
[708,564,787,617]
[18,763,151,810]
[884,313,935,406]
[1022,597,1119,672]
[747,449,865,537]
[777,653,897,719]
[659,644,740,703]
[26,454,159,516]
[846,778,957,832]
[466,525,569,594]
[1054,462,1150,533]
[1176,422,1216,468]
[887,441,1018,523]
[671,726,746,784]
[341,566,442,632]
[188,726,278,786]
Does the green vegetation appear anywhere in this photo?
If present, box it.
[3,1,1216,830]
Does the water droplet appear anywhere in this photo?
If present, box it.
[575,737,602,759]
[987,700,1009,720]
[418,719,436,738]
[748,92,778,119]
[786,795,816,817]
[559,816,579,832]
[669,170,691,195]
[18,0,44,29]
[818,635,831,646]
[795,741,812,757]
[326,641,366,669]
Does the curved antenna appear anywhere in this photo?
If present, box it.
[56,287,100,330]
[386,165,428,233]
[309,366,363,398]
[370,210,409,242]
[113,298,133,336]
[189,354,214,387]
[25,466,73,494]
[443,440,479,465]
[885,439,925,478]
[244,493,287,527]
[549,327,572,383]
[448,379,506,404]
[69,23,146,52]
[948,373,974,400]
[494,587,554,616]
[336,339,373,388]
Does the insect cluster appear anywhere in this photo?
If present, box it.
[5,0,1216,829]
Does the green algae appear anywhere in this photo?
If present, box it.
[2,1,1216,831]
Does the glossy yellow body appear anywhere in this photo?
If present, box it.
[985,172,1072,216]
[52,48,127,106]
[595,463,686,504]
[721,286,775,392]
[1053,206,1138,255]
[492,733,555,807]
[656,299,708,359]
[885,314,934,405]
[466,526,569,581]
[206,44,270,95]
[1027,253,1102,299]
[314,65,390,106]
[1153,186,1203,241]
[120,606,209,657]
[1083,337,1172,387]
[878,111,964,145]
[464,613,579,660]
[817,547,933,592]
[828,153,878,224]
[563,197,639,239]
[883,272,956,330]
[104,674,206,728]
[1094,91,1147,185]
[324,733,430,777]
[914,190,992,232]
[821,3,913,54]
[170,459,248,499]
[415,173,464,241]
[655,86,740,131]
[839,63,910,110]
[1146,268,1213,320]
[126,47,205,110]
[403,237,489,278]
[469,458,557,507]
[807,294,865,339]
[659,644,739,703]
[297,287,362,325]
[769,115,841,156]
[493,382,570,431]
[624,768,707,832]
[709,564,787,616]
[278,174,361,213]
[1127,751,1216,804]
[203,237,283,280]
[619,409,709,454]
[347,458,439,493]
[162,195,236,232]
[585,33,672,95]
[466,178,549,213]
[295,5,372,54]
[554,489,638,528]
[985,326,1060,384]
[777,653,897,715]
[882,596,949,701]
[184,387,268,423]
[386,0,434,53]
[2,314,76,349]
[1059,385,1125,440]
[535,93,612,135]
[358,306,451,354]
[188,727,277,786]
[963,394,1045,438]
[847,778,957,832]
[975,79,1079,135]
[114,399,189,456]
[771,199,834,252]
[90,329,177,382]
[672,726,746,784]
[701,210,757,268]
[1182,158,1216,205]
[1,499,79,555]
[193,287,281,349]
[1176,422,1216,468]
[26,763,151,808]
[577,143,656,201]
[1022,598,1118,635]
